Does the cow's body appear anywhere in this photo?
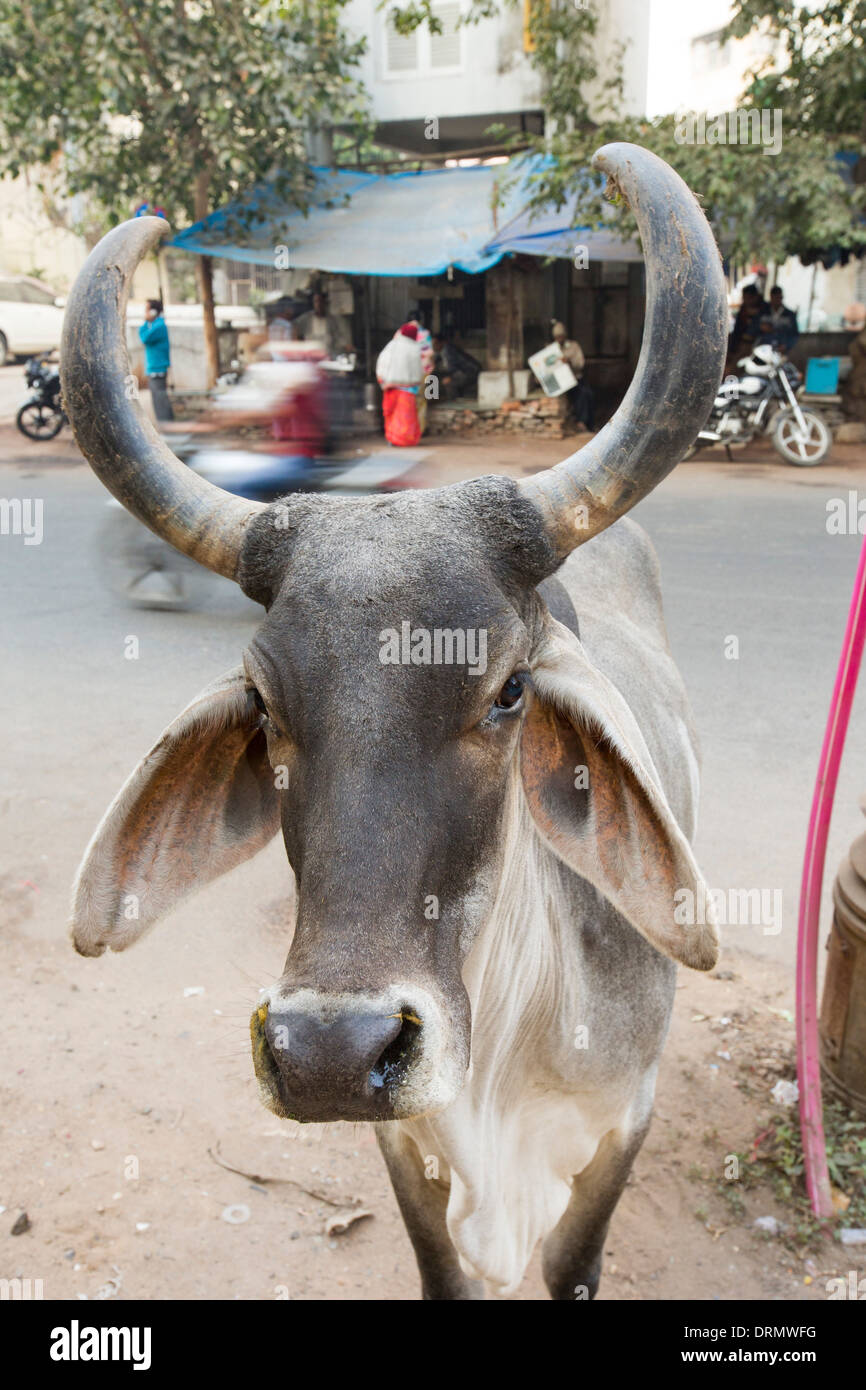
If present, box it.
[61,142,728,1301]
[379,520,694,1296]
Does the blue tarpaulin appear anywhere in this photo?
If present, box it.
[485,200,642,263]
[168,158,640,275]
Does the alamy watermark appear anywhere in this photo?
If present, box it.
[379,621,488,675]
[674,884,783,936]
[827,492,866,535]
[675,109,782,157]
[826,1271,866,1299]
[0,1276,43,1300]
[49,1321,151,1370]
[0,497,43,545]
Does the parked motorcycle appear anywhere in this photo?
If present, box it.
[16,355,67,440]
[683,345,831,466]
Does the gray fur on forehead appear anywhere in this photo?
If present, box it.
[236,474,557,609]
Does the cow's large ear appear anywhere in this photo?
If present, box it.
[71,668,280,957]
[521,623,718,971]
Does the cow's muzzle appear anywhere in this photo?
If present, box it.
[251,984,467,1122]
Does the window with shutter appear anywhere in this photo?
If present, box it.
[429,3,462,70]
[385,16,419,74]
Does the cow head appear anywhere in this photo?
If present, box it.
[63,144,727,1124]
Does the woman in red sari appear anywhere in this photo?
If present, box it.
[376,323,423,446]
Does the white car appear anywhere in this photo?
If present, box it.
[0,276,66,365]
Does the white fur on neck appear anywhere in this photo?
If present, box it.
[398,773,651,1297]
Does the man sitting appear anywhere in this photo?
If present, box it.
[295,291,352,359]
[730,284,769,356]
[757,286,799,354]
[431,331,481,399]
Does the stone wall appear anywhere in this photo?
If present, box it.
[425,393,580,439]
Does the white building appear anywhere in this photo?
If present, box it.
[0,172,163,303]
[645,0,776,121]
[0,174,90,289]
[342,0,651,157]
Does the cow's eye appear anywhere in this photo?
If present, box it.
[494,674,526,711]
[250,686,289,741]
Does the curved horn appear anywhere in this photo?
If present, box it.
[60,217,264,579]
[520,143,727,562]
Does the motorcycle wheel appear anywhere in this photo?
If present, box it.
[16,401,64,440]
[772,409,830,466]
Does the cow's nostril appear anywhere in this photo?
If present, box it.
[369,1012,422,1092]
[255,1004,426,1121]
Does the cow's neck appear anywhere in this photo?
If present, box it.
[398,771,603,1294]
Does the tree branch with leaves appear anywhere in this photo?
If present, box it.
[0,0,373,383]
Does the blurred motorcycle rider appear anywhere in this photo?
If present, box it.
[265,341,329,463]
[211,340,330,487]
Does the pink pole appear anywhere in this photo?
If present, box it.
[796,531,866,1220]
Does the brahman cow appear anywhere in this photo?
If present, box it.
[63,143,726,1299]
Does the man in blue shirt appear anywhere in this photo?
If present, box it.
[138,298,173,421]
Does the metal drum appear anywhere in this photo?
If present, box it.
[820,826,866,1116]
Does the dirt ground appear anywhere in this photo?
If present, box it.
[2,877,858,1303]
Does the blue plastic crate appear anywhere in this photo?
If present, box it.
[805,357,840,394]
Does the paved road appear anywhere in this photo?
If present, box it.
[1,439,864,976]
[636,463,866,966]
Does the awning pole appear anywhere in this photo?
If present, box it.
[506,258,516,399]
[363,279,373,383]
[806,263,819,332]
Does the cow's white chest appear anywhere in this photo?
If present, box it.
[398,797,640,1296]
[403,1081,617,1297]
